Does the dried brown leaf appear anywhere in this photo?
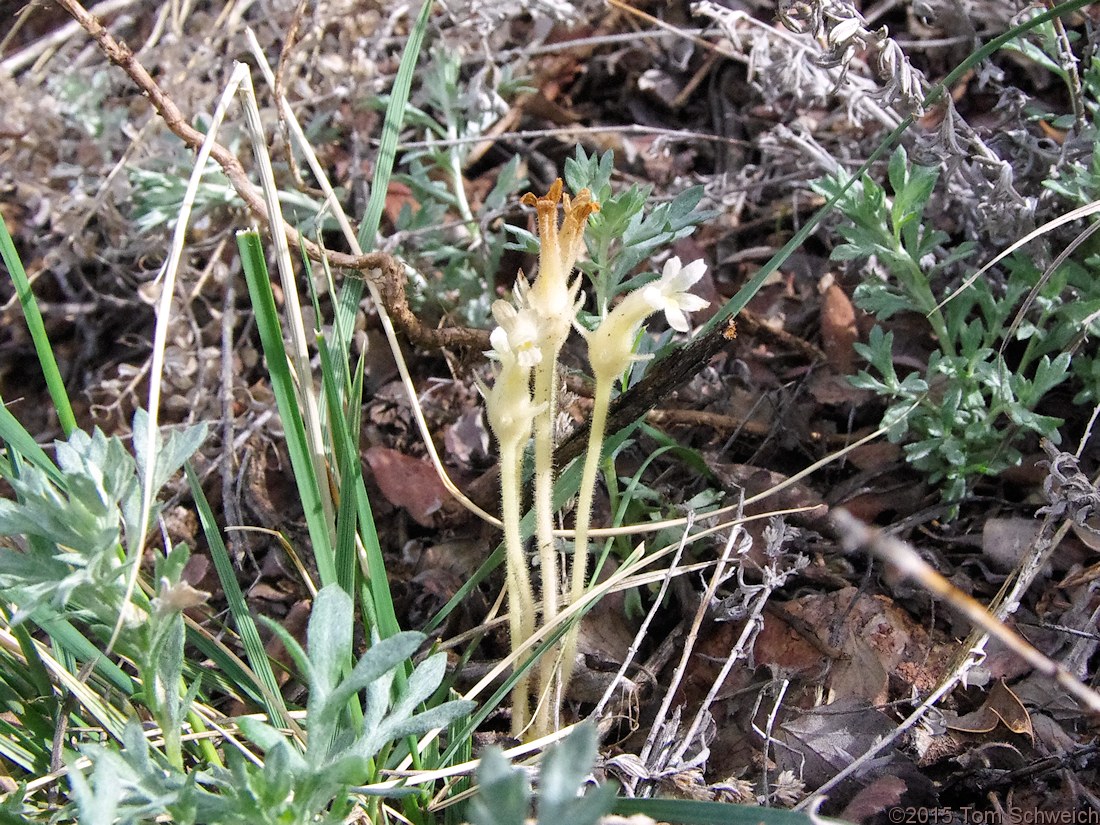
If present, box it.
[365,446,453,527]
[820,281,858,374]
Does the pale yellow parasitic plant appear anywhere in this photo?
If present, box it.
[483,179,710,738]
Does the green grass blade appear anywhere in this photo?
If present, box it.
[334,444,361,599]
[303,346,369,736]
[316,333,359,594]
[184,462,295,731]
[312,242,356,409]
[352,466,400,640]
[0,711,43,774]
[346,354,365,437]
[183,646,255,701]
[314,331,402,638]
[335,0,434,345]
[14,627,130,743]
[356,0,433,249]
[0,400,66,489]
[353,475,397,635]
[0,213,76,437]
[8,623,53,700]
[237,229,337,587]
[0,642,59,775]
[185,625,269,710]
[33,616,135,696]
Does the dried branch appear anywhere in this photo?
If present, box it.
[832,508,1100,716]
[53,0,490,353]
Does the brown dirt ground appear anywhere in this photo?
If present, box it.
[2,0,1100,821]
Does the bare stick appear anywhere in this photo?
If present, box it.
[51,0,489,353]
[832,509,1100,715]
[2,0,139,74]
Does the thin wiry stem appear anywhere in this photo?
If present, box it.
[634,509,747,797]
[591,514,693,720]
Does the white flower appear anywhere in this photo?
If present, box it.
[488,299,542,369]
[152,577,209,617]
[640,256,710,332]
[483,299,546,448]
[583,256,710,385]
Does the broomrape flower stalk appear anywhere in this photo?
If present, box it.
[483,299,542,736]
[485,182,709,739]
[561,256,709,690]
[484,180,598,737]
[520,180,599,735]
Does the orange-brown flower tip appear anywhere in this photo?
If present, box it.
[522,178,564,209]
[572,199,601,221]
[562,188,600,223]
[573,187,595,203]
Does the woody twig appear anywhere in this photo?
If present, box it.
[832,508,1100,716]
[53,0,489,353]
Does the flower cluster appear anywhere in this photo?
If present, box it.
[518,179,600,352]
[481,178,709,739]
[483,301,543,449]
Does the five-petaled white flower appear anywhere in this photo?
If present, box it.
[640,256,710,333]
[583,256,709,385]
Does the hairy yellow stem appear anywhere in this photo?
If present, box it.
[531,355,560,737]
[499,441,535,737]
[558,378,612,693]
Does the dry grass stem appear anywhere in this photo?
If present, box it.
[834,510,1100,716]
[672,520,806,770]
[591,514,695,721]
[632,507,748,796]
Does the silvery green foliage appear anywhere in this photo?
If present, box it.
[775,0,927,114]
[816,147,1076,506]
[691,0,908,129]
[467,723,616,825]
[910,7,1089,244]
[128,164,334,236]
[71,585,475,825]
[701,0,1047,246]
[392,48,531,328]
[439,0,581,32]
[0,409,206,624]
[853,327,1069,505]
